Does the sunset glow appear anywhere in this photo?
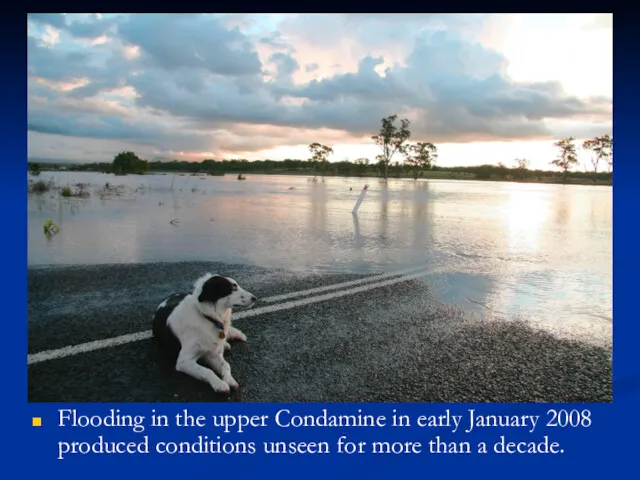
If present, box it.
[27,14,612,170]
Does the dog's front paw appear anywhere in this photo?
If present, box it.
[228,327,247,342]
[224,341,231,351]
[210,380,231,395]
[226,377,239,390]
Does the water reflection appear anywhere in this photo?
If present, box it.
[411,181,432,252]
[378,181,390,247]
[309,181,328,235]
[505,186,549,254]
[352,213,363,245]
[28,172,611,345]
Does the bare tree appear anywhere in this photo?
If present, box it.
[405,142,438,180]
[605,135,614,172]
[372,115,411,180]
[513,158,529,179]
[551,137,578,182]
[514,158,529,170]
[583,134,613,181]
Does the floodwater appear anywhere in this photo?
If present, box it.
[28,172,612,345]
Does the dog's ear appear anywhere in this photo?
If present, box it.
[197,274,233,305]
[193,273,213,290]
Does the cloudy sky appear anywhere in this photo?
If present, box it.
[27,13,612,169]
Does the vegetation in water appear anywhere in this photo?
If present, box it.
[43,220,59,237]
[29,179,54,194]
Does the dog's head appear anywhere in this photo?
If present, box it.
[192,273,257,311]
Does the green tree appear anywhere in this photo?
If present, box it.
[372,114,411,180]
[112,151,148,174]
[28,162,41,176]
[405,142,438,180]
[583,134,612,180]
[551,137,578,182]
[308,143,333,179]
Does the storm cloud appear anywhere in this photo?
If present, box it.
[27,13,612,162]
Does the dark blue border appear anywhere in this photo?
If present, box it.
[13,11,635,480]
[5,9,29,460]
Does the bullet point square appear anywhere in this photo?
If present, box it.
[32,417,42,427]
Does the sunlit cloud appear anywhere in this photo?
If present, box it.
[26,13,612,169]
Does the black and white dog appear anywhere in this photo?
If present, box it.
[152,273,257,394]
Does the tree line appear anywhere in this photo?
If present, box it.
[28,115,612,184]
[306,115,612,183]
[40,156,611,184]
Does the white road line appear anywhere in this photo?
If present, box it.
[233,269,429,319]
[27,268,431,366]
[261,264,429,303]
[27,331,153,366]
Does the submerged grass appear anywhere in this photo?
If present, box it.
[29,176,213,203]
[60,184,91,198]
[28,178,126,200]
[29,179,55,194]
